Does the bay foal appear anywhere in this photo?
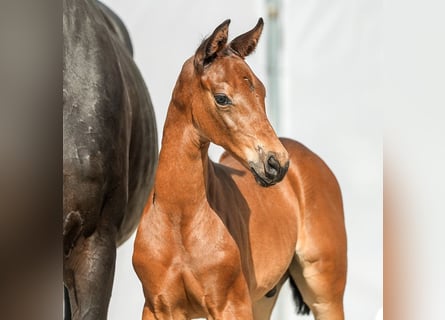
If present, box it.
[133,19,347,320]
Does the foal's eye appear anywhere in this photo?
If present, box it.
[214,94,232,106]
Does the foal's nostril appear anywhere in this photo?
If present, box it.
[265,155,281,179]
[268,155,280,171]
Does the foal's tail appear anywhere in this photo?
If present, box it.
[288,276,311,315]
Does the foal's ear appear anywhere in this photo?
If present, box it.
[194,19,231,73]
[229,18,264,58]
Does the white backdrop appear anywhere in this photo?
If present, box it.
[100,1,382,319]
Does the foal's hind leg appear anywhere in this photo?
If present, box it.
[64,222,117,320]
[289,251,346,320]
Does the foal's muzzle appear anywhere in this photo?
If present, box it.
[249,153,289,187]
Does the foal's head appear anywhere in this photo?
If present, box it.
[180,19,289,187]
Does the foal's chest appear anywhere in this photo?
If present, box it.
[141,211,247,316]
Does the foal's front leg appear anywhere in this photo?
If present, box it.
[140,276,254,320]
[141,303,188,320]
[206,274,254,320]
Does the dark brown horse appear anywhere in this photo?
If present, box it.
[133,19,346,320]
[63,1,158,319]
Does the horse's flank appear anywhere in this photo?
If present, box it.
[63,1,158,319]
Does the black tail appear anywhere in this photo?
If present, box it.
[288,276,311,315]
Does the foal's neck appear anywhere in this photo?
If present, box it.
[154,101,210,215]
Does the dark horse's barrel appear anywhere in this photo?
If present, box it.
[63,0,158,319]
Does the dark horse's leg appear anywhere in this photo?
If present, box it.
[64,222,117,320]
[64,285,71,320]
